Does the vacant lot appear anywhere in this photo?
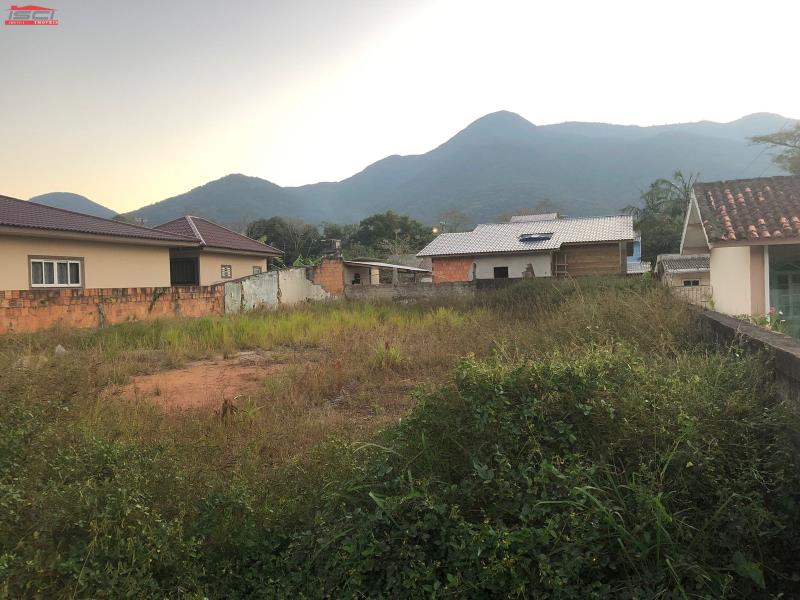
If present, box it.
[1,278,799,598]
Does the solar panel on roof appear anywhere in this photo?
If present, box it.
[518,233,553,242]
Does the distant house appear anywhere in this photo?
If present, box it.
[417,213,636,282]
[679,175,800,324]
[0,195,281,290]
[655,254,711,305]
[155,216,282,285]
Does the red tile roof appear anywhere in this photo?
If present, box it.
[155,216,282,256]
[693,176,800,242]
[0,194,196,243]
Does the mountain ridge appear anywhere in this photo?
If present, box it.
[110,111,797,225]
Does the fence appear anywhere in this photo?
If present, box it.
[670,284,713,308]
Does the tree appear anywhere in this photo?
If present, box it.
[245,216,321,265]
[624,171,697,264]
[751,124,800,175]
[437,209,472,233]
[352,211,432,254]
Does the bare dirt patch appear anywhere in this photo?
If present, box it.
[115,350,290,411]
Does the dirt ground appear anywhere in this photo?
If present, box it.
[115,350,290,411]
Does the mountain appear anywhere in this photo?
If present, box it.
[123,111,794,226]
[29,192,117,219]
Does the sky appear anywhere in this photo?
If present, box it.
[1,0,798,213]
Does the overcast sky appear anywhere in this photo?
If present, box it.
[1,0,798,212]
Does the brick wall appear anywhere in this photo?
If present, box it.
[0,286,224,334]
[431,257,473,284]
[312,258,345,296]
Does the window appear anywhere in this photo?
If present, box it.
[493,266,509,279]
[626,241,635,257]
[253,266,263,275]
[30,258,82,287]
[221,265,232,279]
[683,279,700,287]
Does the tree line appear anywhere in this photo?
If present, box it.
[244,210,435,265]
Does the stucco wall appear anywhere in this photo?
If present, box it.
[0,234,172,289]
[224,271,279,313]
[473,253,552,279]
[664,271,711,288]
[199,252,267,286]
[278,268,329,305]
[710,246,752,316]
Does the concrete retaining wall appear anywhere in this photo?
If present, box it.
[700,309,800,403]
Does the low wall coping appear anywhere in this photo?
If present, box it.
[700,309,800,400]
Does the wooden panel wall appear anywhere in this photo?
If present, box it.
[554,242,625,276]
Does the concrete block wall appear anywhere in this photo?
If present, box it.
[343,281,475,302]
[0,286,224,334]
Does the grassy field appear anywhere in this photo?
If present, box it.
[1,278,799,598]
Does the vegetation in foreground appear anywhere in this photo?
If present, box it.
[1,278,799,598]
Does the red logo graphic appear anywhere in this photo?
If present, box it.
[5,5,58,25]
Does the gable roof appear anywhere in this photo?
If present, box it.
[0,194,196,244]
[656,253,710,274]
[417,215,634,257]
[693,176,800,243]
[155,216,282,256]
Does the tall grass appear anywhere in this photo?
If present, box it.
[1,278,797,597]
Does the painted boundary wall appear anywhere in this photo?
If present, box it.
[0,286,224,334]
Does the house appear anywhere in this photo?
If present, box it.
[654,254,711,305]
[155,215,282,285]
[342,259,431,286]
[416,213,635,282]
[679,175,800,325]
[0,195,281,290]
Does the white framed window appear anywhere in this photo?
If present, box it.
[253,266,262,275]
[221,264,232,279]
[683,279,700,287]
[30,258,82,288]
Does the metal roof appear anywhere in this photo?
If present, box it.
[343,259,431,273]
[655,254,710,274]
[509,213,559,222]
[417,215,634,257]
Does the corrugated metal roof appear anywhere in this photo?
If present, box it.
[656,254,710,273]
[417,215,634,257]
[343,259,430,273]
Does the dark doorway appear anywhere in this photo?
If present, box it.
[493,266,509,279]
[170,257,199,285]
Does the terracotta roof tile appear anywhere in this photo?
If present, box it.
[156,216,282,256]
[0,194,196,243]
[693,176,800,243]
